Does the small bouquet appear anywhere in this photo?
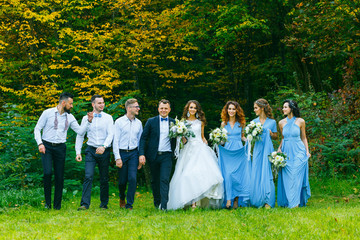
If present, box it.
[244,121,263,160]
[244,121,263,144]
[268,151,287,178]
[209,127,228,150]
[169,118,195,154]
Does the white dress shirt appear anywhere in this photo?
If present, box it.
[34,107,90,145]
[158,116,171,152]
[113,115,143,160]
[75,112,114,154]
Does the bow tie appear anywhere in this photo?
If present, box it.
[94,113,102,118]
[161,117,168,122]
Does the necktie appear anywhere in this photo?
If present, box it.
[64,114,69,131]
[54,112,58,130]
[161,118,168,122]
[54,112,69,131]
[95,113,102,118]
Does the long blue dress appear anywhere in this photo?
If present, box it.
[249,117,276,208]
[218,122,250,207]
[277,117,311,208]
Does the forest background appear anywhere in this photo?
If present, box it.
[0,0,359,194]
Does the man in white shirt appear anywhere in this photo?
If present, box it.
[75,95,114,210]
[113,98,143,210]
[34,92,93,210]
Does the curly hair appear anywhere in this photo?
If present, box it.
[221,101,246,128]
[182,100,207,125]
[283,99,300,117]
[254,98,274,119]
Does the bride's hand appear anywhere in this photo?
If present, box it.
[202,138,208,145]
[182,136,187,144]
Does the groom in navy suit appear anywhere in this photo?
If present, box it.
[139,99,176,210]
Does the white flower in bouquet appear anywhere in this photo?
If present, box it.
[271,151,277,158]
[221,129,227,138]
[177,126,184,134]
[252,129,258,136]
[247,134,253,142]
[275,155,282,163]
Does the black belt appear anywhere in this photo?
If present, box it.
[42,140,64,146]
[157,151,171,155]
[120,148,138,153]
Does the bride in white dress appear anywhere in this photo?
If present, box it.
[168,100,224,210]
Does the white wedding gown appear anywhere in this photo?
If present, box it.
[168,119,224,210]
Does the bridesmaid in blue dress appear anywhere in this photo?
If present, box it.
[277,100,311,208]
[249,98,277,208]
[218,101,250,209]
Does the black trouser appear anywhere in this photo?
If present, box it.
[117,149,139,209]
[149,152,172,210]
[41,141,66,210]
[80,146,110,208]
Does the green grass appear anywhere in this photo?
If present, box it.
[1,178,359,239]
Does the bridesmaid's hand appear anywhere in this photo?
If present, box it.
[277,148,282,153]
[306,151,311,157]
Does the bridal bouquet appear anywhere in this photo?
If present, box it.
[169,118,195,140]
[169,118,195,156]
[268,151,287,177]
[244,121,263,144]
[209,127,228,149]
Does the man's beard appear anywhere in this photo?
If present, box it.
[95,106,103,113]
[64,106,71,114]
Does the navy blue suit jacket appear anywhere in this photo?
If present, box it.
[139,116,176,161]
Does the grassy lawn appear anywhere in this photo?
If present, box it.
[1,178,359,239]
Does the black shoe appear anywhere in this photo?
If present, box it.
[100,205,108,209]
[44,204,51,210]
[77,206,87,211]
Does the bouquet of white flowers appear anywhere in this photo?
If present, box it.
[244,121,263,144]
[209,127,228,150]
[169,118,195,140]
[244,121,264,160]
[169,118,195,157]
[268,151,287,178]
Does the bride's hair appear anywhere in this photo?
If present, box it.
[221,101,246,128]
[182,100,207,125]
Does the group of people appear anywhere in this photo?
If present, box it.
[34,93,311,211]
